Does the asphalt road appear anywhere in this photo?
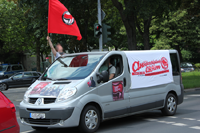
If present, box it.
[2,88,200,133]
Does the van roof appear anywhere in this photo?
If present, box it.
[62,50,178,57]
[63,52,108,57]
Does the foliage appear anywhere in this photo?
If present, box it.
[150,9,200,62]
[0,0,28,52]
[194,63,200,70]
[181,50,193,61]
[182,71,200,89]
[111,0,181,50]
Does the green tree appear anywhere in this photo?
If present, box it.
[150,8,200,62]
[18,0,102,71]
[111,0,181,50]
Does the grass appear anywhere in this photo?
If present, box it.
[182,71,200,89]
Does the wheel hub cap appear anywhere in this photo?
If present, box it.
[0,84,6,91]
[85,110,98,130]
[167,96,176,112]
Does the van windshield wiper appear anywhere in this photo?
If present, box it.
[42,77,54,80]
[55,78,69,80]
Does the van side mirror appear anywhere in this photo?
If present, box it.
[97,70,109,83]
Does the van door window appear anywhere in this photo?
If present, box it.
[99,55,123,81]
[170,53,180,75]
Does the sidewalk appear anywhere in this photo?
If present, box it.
[184,87,200,92]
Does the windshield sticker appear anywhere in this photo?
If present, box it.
[112,81,124,101]
[30,82,51,95]
[87,77,96,88]
[40,85,65,97]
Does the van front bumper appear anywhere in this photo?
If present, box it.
[19,103,81,128]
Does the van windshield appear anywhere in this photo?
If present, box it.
[0,65,7,71]
[43,54,104,80]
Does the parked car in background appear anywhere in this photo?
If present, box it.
[0,92,20,133]
[0,71,41,91]
[180,62,195,72]
[0,64,24,79]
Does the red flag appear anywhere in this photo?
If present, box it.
[48,0,82,40]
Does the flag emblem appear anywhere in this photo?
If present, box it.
[62,11,74,25]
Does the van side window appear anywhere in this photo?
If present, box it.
[99,55,123,81]
[170,53,180,75]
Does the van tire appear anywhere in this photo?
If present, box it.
[79,105,100,133]
[31,126,48,130]
[161,93,177,116]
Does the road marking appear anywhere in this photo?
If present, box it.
[188,94,200,97]
[15,99,23,102]
[168,116,177,118]
[20,130,34,133]
[145,118,158,122]
[183,118,196,121]
[164,122,175,124]
[184,97,188,99]
[197,120,200,122]
[190,126,200,130]
[157,121,167,123]
[172,123,187,126]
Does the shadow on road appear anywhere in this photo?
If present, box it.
[25,111,166,133]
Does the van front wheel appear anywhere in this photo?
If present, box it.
[79,105,100,133]
[161,93,177,116]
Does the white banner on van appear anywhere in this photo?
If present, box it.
[124,50,173,89]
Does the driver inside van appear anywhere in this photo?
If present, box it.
[99,58,116,80]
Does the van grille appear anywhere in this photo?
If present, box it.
[29,98,37,104]
[44,98,56,104]
[29,98,56,104]
[24,118,60,125]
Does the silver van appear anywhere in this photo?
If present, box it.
[19,50,184,133]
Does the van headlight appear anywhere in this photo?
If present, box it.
[0,72,4,75]
[56,87,77,102]
[23,88,32,103]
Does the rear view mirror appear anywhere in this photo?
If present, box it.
[97,70,109,83]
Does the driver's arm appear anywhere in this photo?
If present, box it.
[109,73,115,80]
[109,66,116,80]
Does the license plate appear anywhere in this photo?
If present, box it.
[30,113,45,119]
[186,70,190,72]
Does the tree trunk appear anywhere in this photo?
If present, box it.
[126,26,137,50]
[136,18,151,50]
[112,0,137,50]
[143,19,151,50]
[175,44,183,62]
[40,51,44,72]
[36,43,40,72]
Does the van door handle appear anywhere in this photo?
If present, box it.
[123,78,126,87]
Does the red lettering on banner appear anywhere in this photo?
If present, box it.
[131,57,169,76]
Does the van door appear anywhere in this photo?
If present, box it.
[97,54,129,118]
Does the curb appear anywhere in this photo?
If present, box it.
[184,88,200,92]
